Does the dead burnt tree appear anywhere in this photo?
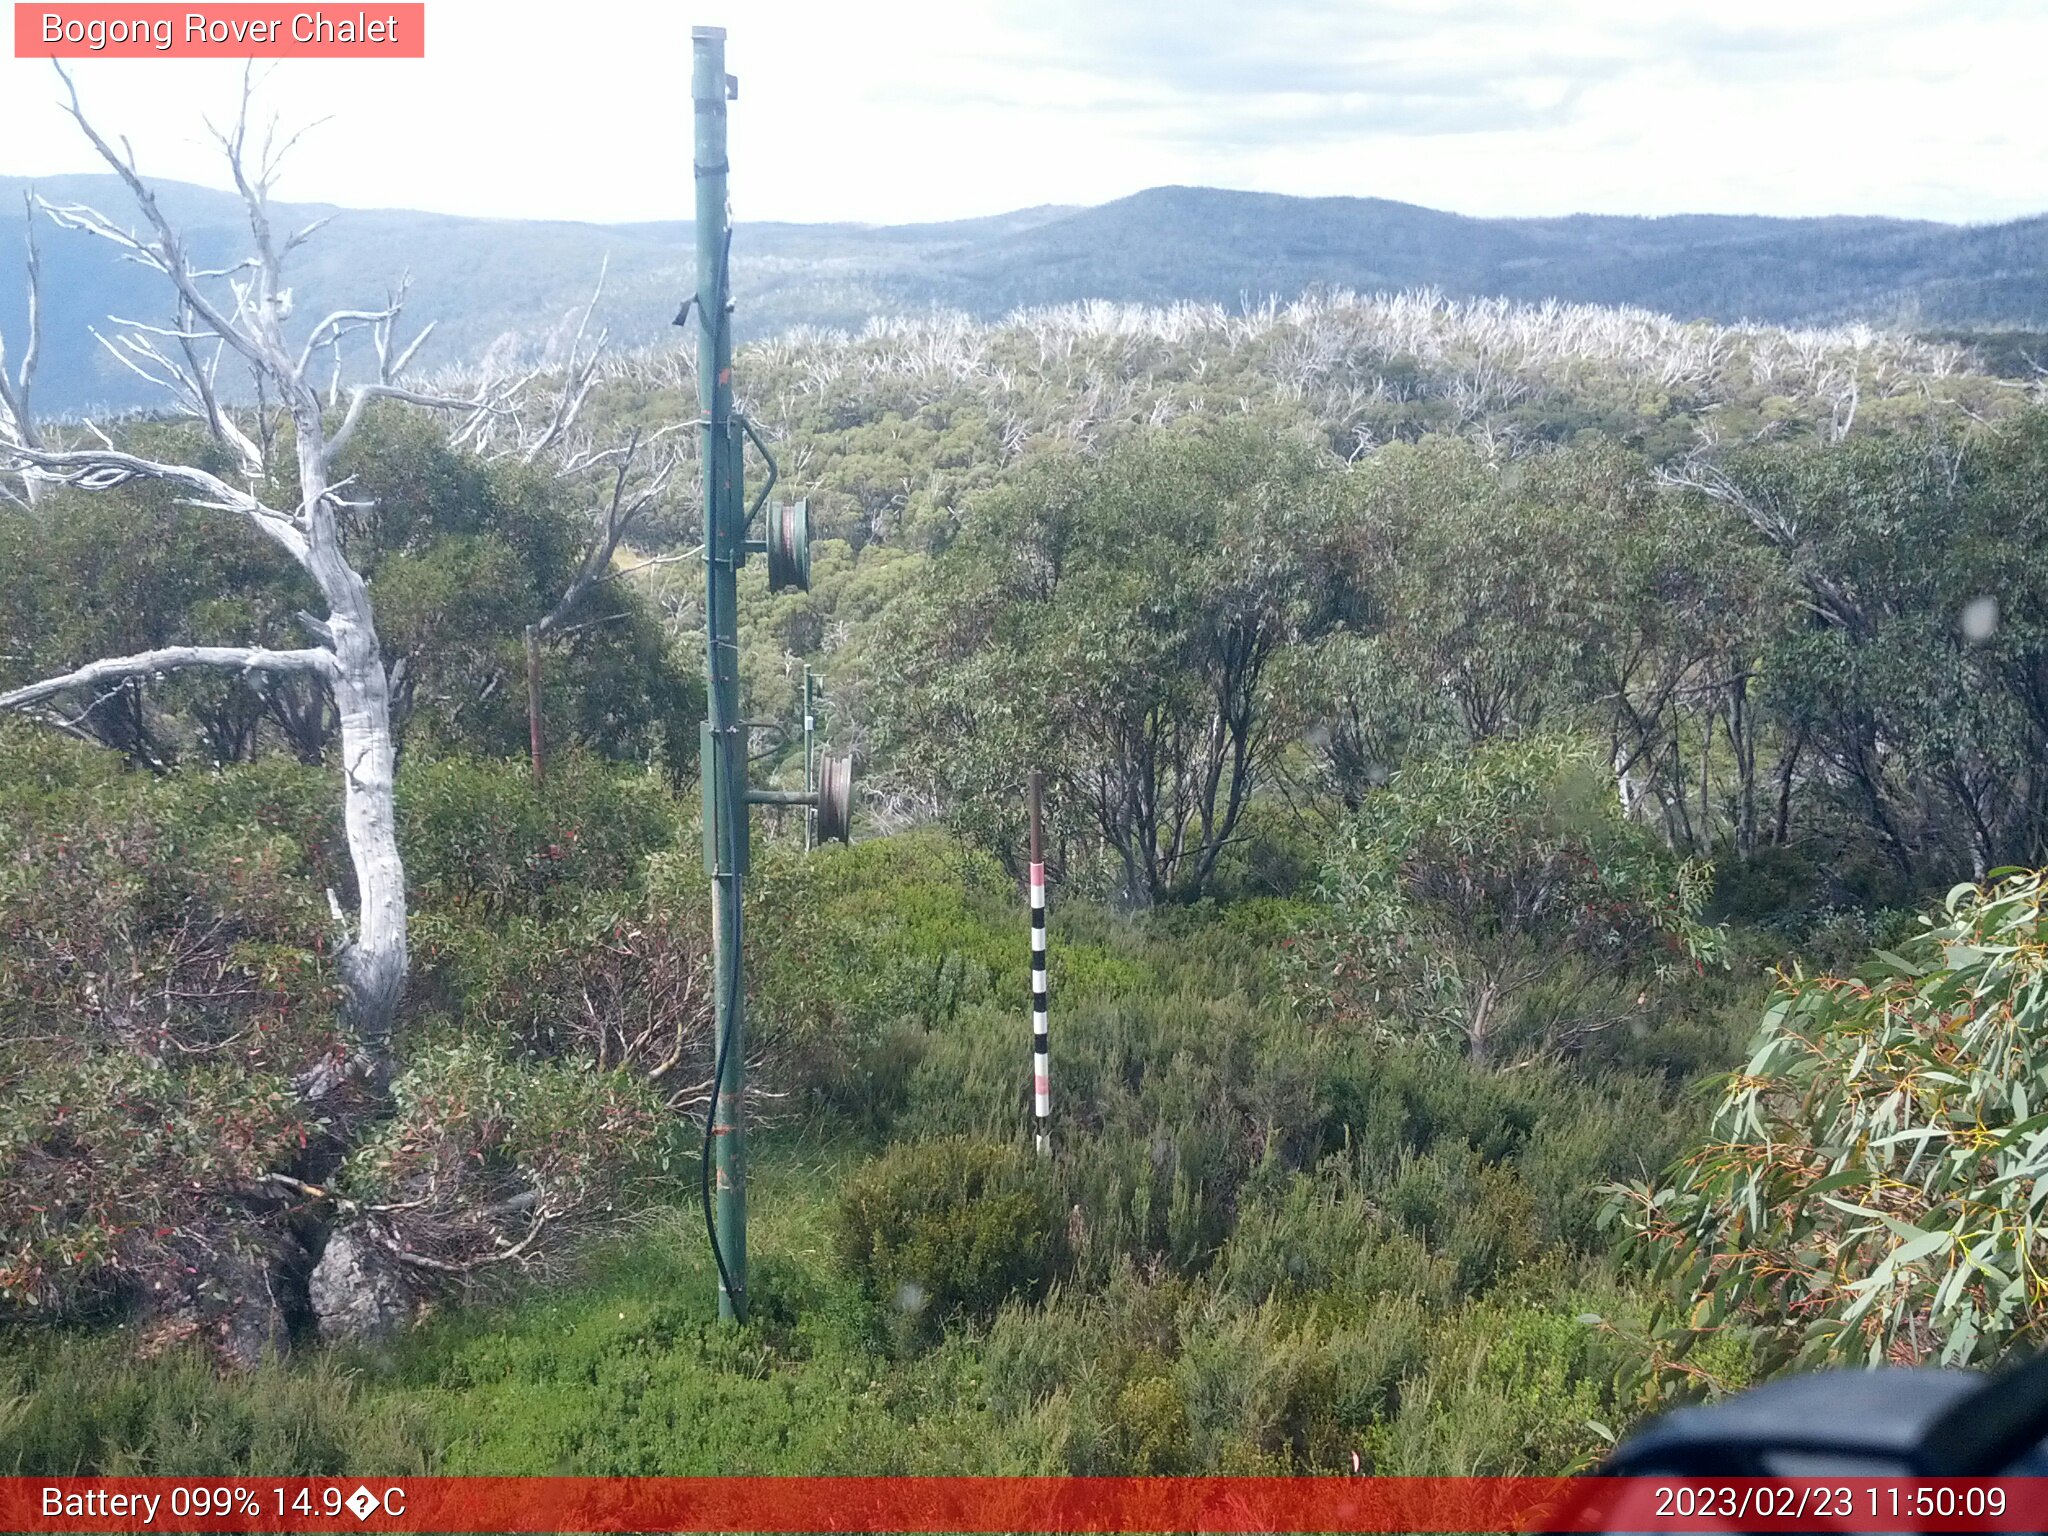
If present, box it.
[0,67,506,1083]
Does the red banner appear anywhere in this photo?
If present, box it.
[3,1476,2047,1532]
[13,4,425,58]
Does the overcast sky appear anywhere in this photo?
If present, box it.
[1,0,2041,227]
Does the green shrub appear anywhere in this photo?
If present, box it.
[411,894,714,1086]
[0,730,336,1321]
[1113,1371,1192,1472]
[739,834,1014,1129]
[1216,1162,1454,1314]
[1172,1299,1417,1472]
[1199,802,1322,903]
[338,1042,676,1275]
[835,1138,1063,1346]
[0,1341,379,1476]
[1364,1302,1635,1475]
[399,752,677,919]
[1311,1038,1707,1258]
[1386,1149,1543,1297]
[1292,736,1718,1067]
[739,830,1144,1132]
[979,1263,1431,1474]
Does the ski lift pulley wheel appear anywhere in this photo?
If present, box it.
[815,752,853,845]
[768,498,811,593]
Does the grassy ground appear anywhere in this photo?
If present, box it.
[2,835,1754,1478]
[4,1143,944,1476]
[1,1149,1687,1477]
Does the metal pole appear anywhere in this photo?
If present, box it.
[693,24,746,1324]
[745,788,817,807]
[1028,770,1050,1155]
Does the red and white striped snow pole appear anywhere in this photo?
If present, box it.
[1028,769,1050,1155]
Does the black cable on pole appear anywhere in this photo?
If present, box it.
[697,208,745,1321]
[699,854,744,1318]
[697,655,746,1320]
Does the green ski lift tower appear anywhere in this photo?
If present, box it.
[688,25,852,1324]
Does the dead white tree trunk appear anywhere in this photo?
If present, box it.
[0,191,45,508]
[0,67,506,1078]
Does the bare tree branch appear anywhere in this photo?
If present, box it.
[535,425,682,636]
[87,311,269,480]
[324,380,505,468]
[0,644,338,713]
[2,444,308,556]
[374,1205,559,1275]
[296,304,400,379]
[603,546,702,582]
[511,260,610,466]
[44,63,282,384]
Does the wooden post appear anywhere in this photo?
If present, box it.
[524,623,545,784]
[804,665,816,853]
[1028,770,1050,1155]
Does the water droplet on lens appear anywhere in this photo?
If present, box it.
[1963,595,1999,643]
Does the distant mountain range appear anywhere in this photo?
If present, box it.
[2,176,2044,415]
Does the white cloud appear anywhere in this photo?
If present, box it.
[0,0,2039,224]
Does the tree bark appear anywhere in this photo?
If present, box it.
[294,383,408,1069]
[1467,979,1498,1067]
[328,613,407,1064]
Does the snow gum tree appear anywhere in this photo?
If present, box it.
[0,69,507,1084]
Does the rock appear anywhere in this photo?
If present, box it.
[309,1226,412,1344]
[214,1259,291,1369]
[135,1242,290,1369]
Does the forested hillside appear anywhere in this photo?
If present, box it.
[8,180,2048,1477]
[3,174,2044,415]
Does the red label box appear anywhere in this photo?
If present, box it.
[5,1476,2048,1533]
[14,4,425,57]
